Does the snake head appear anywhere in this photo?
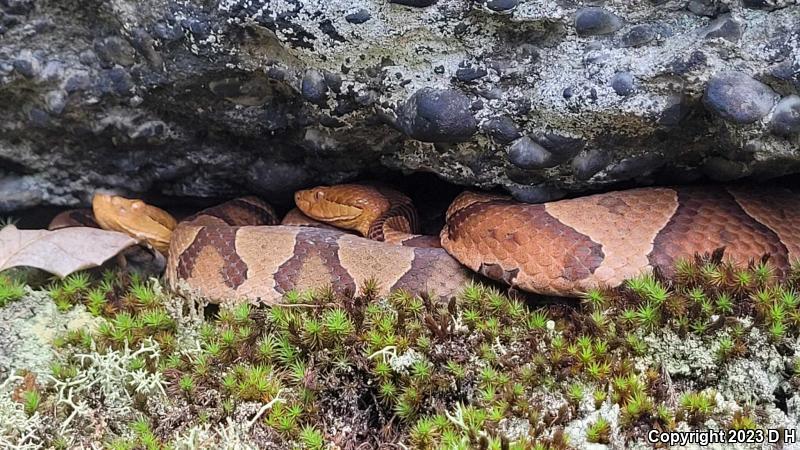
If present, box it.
[92,193,177,254]
[294,184,392,237]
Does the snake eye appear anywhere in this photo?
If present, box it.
[314,191,324,200]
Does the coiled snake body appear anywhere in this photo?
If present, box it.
[90,186,470,305]
[441,185,800,296]
[57,184,800,303]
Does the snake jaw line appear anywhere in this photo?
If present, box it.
[295,184,392,237]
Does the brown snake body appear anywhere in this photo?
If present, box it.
[53,184,800,303]
[93,187,472,305]
[441,185,800,297]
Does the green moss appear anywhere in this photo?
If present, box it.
[178,374,195,395]
[566,383,585,404]
[298,424,325,450]
[62,272,91,296]
[680,391,716,425]
[0,274,26,307]
[586,417,610,444]
[106,438,136,450]
[131,417,163,450]
[22,389,41,416]
[14,252,800,448]
[730,411,758,430]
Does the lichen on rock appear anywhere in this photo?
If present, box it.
[0,1,798,210]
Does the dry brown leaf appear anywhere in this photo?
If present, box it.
[0,225,140,278]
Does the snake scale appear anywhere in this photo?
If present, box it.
[52,184,800,304]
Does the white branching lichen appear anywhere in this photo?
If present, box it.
[45,338,167,435]
[170,394,284,450]
[0,375,44,450]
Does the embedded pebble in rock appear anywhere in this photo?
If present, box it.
[703,16,742,42]
[44,90,66,115]
[0,175,44,211]
[455,66,487,82]
[507,136,555,169]
[483,116,521,144]
[12,58,35,78]
[574,7,623,36]
[301,70,328,106]
[606,154,663,181]
[398,88,477,142]
[0,60,12,76]
[345,9,371,24]
[742,0,786,10]
[535,134,584,164]
[703,72,778,124]
[1,0,800,211]
[769,60,800,92]
[670,50,708,76]
[505,167,544,186]
[267,67,288,82]
[572,149,610,181]
[323,71,342,94]
[96,68,131,96]
[152,21,183,42]
[184,19,210,39]
[770,95,800,136]
[389,0,437,6]
[688,0,729,17]
[611,72,636,96]
[620,25,656,48]
[482,0,519,12]
[64,73,90,93]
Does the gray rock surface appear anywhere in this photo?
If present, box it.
[0,289,97,379]
[0,0,799,211]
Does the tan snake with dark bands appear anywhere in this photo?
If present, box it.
[88,186,470,305]
[440,185,800,297]
[52,184,800,303]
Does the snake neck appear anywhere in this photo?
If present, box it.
[366,201,420,240]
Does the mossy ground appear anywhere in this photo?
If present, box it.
[1,251,800,449]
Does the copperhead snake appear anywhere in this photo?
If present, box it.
[49,184,800,304]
